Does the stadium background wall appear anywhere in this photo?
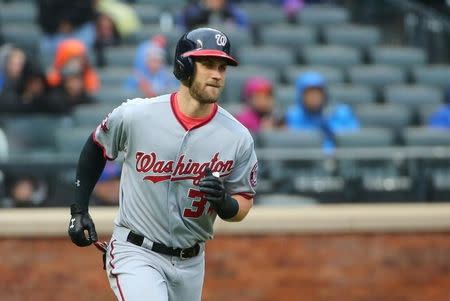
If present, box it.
[1,205,450,301]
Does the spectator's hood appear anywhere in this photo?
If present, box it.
[295,71,326,107]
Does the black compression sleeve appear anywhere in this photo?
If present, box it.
[71,134,107,213]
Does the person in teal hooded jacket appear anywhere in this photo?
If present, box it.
[286,71,359,152]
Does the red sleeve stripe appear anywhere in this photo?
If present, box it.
[92,128,115,161]
[235,192,254,200]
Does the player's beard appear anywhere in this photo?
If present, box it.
[189,79,223,104]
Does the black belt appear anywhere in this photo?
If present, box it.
[126,231,200,260]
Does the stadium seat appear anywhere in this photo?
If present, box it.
[403,127,450,146]
[417,104,441,126]
[328,84,376,106]
[369,46,426,71]
[133,25,183,57]
[284,65,344,85]
[1,24,41,54]
[134,0,186,10]
[260,25,317,52]
[95,86,141,105]
[256,194,318,206]
[274,85,296,111]
[222,66,279,104]
[98,67,132,86]
[298,5,350,27]
[0,2,36,25]
[303,45,362,69]
[241,4,287,26]
[54,127,94,156]
[412,65,450,89]
[323,24,381,50]
[258,129,322,148]
[355,104,412,130]
[238,46,295,74]
[2,115,72,154]
[349,64,406,90]
[132,4,161,25]
[106,46,137,67]
[383,84,443,107]
[73,104,115,128]
[0,128,8,161]
[336,128,413,202]
[336,128,394,148]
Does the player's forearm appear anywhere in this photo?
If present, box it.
[224,195,253,222]
[72,133,107,213]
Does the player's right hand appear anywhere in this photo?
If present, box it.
[68,204,98,247]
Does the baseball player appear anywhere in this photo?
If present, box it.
[67,27,258,301]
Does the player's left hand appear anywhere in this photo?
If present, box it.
[198,168,226,206]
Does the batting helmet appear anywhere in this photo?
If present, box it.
[173,27,238,81]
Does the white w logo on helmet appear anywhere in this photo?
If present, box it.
[215,34,227,46]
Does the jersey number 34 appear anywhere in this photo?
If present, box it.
[183,188,213,218]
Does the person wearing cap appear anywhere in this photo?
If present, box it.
[67,27,257,301]
[236,76,284,133]
[286,71,359,152]
[43,58,96,114]
[125,40,179,98]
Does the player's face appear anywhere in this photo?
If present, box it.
[190,57,227,104]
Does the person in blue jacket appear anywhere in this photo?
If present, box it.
[428,82,450,129]
[286,71,359,152]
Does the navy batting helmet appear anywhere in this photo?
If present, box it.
[173,27,238,81]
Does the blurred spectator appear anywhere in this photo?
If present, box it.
[0,44,26,94]
[37,0,97,56]
[236,76,284,133]
[46,39,100,94]
[43,59,97,114]
[125,40,178,98]
[94,0,141,66]
[428,82,450,129]
[3,177,49,208]
[0,60,50,113]
[176,0,248,31]
[92,161,121,206]
[286,71,359,152]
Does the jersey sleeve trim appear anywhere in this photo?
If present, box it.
[234,192,254,200]
[92,128,116,161]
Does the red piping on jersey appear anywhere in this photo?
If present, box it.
[235,192,254,200]
[109,240,126,301]
[92,128,115,161]
[170,92,218,131]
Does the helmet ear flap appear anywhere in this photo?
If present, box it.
[173,55,194,81]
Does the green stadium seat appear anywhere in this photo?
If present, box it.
[239,46,295,74]
[73,104,115,128]
[222,66,279,104]
[241,4,287,26]
[336,128,394,148]
[284,65,344,85]
[298,5,349,27]
[303,45,362,70]
[383,84,443,107]
[260,25,317,51]
[328,84,376,106]
[369,46,426,72]
[403,127,450,146]
[355,104,412,130]
[98,67,132,86]
[324,24,381,50]
[349,64,406,90]
[412,65,450,89]
[105,46,136,67]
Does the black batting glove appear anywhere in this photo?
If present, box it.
[198,168,226,206]
[68,204,98,247]
[198,168,239,219]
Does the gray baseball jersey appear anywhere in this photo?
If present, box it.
[93,93,258,248]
